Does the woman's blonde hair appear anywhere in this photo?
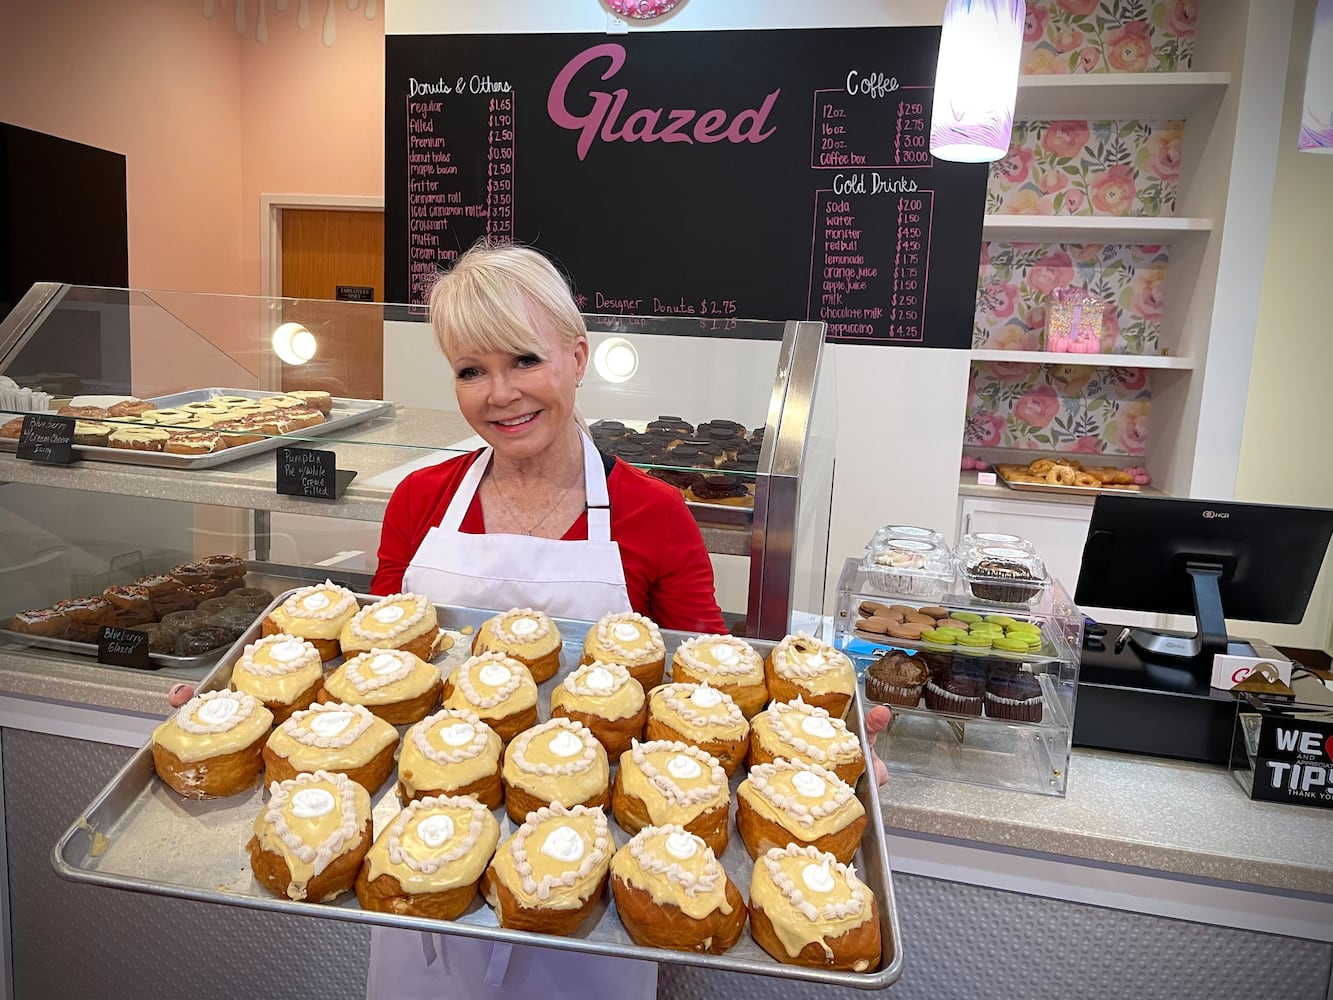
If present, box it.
[428,241,586,364]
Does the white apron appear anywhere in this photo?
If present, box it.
[368,431,656,1000]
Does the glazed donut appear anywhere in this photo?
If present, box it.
[1073,473,1100,487]
[1028,459,1055,476]
[1046,465,1077,486]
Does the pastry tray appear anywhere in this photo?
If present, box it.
[1,388,394,470]
[53,598,903,990]
[0,627,223,671]
[997,471,1140,497]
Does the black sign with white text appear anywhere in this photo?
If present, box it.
[17,414,75,464]
[276,446,355,500]
[97,626,151,669]
[1250,715,1333,808]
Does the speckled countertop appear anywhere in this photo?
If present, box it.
[4,646,1327,898]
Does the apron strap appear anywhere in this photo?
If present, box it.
[439,434,612,541]
[483,942,514,987]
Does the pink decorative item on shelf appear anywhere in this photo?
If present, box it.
[605,0,682,18]
[1124,465,1151,486]
[1044,285,1105,353]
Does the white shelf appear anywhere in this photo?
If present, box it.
[983,214,1213,243]
[1015,72,1232,119]
[969,349,1194,370]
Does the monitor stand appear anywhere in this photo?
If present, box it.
[1127,561,1229,669]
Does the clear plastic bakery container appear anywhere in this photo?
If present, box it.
[956,531,1036,562]
[861,538,954,598]
[865,524,948,552]
[959,545,1050,605]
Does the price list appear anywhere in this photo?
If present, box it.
[811,86,933,171]
[808,187,933,343]
[485,95,515,242]
[891,96,931,168]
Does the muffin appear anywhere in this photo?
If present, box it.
[747,698,866,787]
[612,740,730,855]
[229,633,325,724]
[151,689,274,799]
[749,844,881,972]
[670,634,768,718]
[248,770,373,903]
[356,794,501,920]
[262,701,399,792]
[262,580,358,661]
[765,633,857,717]
[501,718,610,825]
[442,652,539,743]
[549,661,647,757]
[864,650,928,708]
[984,668,1044,722]
[482,803,613,935]
[398,708,504,809]
[610,825,747,955]
[644,682,749,777]
[472,608,563,684]
[923,662,988,717]
[318,648,443,725]
[736,759,866,864]
[340,593,439,661]
[580,611,666,691]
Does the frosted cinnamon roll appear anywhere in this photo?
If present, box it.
[580,611,666,690]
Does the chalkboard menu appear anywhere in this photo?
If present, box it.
[385,27,988,348]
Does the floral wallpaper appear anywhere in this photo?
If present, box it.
[966,362,1151,456]
[975,242,1168,355]
[988,119,1182,216]
[1021,0,1195,75]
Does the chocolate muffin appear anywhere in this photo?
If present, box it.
[647,415,693,438]
[589,419,629,439]
[967,558,1043,604]
[914,647,954,683]
[864,650,928,707]
[666,440,725,468]
[648,468,706,492]
[984,669,1044,722]
[686,474,752,506]
[923,663,987,717]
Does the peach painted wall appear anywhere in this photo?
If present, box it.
[238,0,385,294]
[0,0,245,294]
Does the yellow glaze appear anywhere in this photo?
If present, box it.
[581,614,664,668]
[737,766,863,841]
[323,651,440,705]
[502,722,609,803]
[771,636,857,698]
[443,658,538,721]
[252,775,371,898]
[399,714,502,794]
[264,712,398,772]
[751,703,862,770]
[610,828,733,921]
[152,696,273,764]
[618,746,728,826]
[474,610,561,660]
[550,664,645,723]
[490,810,609,910]
[364,799,500,893]
[750,851,873,960]
[648,684,748,743]
[341,595,436,652]
[268,585,357,640]
[231,654,323,708]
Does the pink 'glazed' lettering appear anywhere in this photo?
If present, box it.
[547,43,781,161]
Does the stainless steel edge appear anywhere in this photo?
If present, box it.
[0,282,68,375]
[52,596,903,991]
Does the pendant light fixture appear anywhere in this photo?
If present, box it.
[929,0,1026,163]
[1299,0,1333,152]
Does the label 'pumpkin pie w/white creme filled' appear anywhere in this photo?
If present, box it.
[747,697,866,786]
[670,634,768,718]
[501,717,610,825]
[151,689,274,799]
[229,633,324,725]
[261,701,399,793]
[580,611,667,690]
[339,593,439,661]
[612,739,730,855]
[736,758,866,864]
[481,803,613,936]
[610,824,748,955]
[441,651,539,743]
[397,708,505,809]
[764,632,858,718]
[471,607,563,683]
[247,770,372,903]
[749,843,881,971]
[318,648,443,726]
[262,580,359,661]
[355,794,501,920]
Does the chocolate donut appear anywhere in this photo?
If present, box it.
[687,475,751,502]
[665,440,725,468]
[172,625,235,657]
[647,415,694,437]
[135,573,197,615]
[647,468,706,491]
[102,584,156,626]
[199,554,247,579]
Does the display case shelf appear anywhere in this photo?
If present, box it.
[969,349,1194,370]
[1014,71,1232,120]
[982,214,1213,243]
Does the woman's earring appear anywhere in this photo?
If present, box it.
[576,378,583,388]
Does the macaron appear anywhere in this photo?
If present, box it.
[920,629,957,645]
[993,636,1030,653]
[984,615,1017,628]
[953,612,983,624]
[956,632,994,649]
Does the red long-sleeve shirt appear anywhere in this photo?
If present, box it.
[371,449,726,633]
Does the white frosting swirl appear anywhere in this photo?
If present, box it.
[713,645,739,666]
[197,696,239,726]
[792,771,828,798]
[510,616,539,637]
[690,683,722,709]
[372,605,405,625]
[802,860,835,894]
[540,826,585,863]
[612,622,641,643]
[290,788,335,819]
[478,663,513,687]
[441,722,476,747]
[584,666,616,692]
[270,639,307,663]
[666,754,702,780]
[801,716,837,739]
[308,710,354,739]
[665,831,699,860]
[369,653,402,676]
[416,814,455,848]
[548,730,584,758]
[299,592,330,612]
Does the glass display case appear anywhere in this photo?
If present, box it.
[832,557,1082,797]
[0,283,837,686]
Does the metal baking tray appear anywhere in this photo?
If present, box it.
[997,471,1140,498]
[54,598,902,990]
[0,626,225,672]
[0,388,394,470]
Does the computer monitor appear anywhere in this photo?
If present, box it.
[1075,495,1333,670]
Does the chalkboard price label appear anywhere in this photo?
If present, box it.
[97,626,151,669]
[335,284,375,302]
[276,445,356,500]
[16,414,75,464]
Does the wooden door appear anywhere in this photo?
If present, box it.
[279,208,385,399]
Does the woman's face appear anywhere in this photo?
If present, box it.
[450,313,588,464]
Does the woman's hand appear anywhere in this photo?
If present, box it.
[167,683,195,708]
[865,705,892,787]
